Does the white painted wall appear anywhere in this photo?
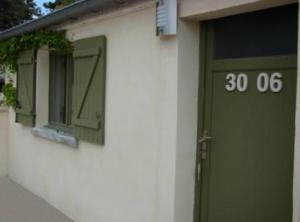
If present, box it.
[174,20,199,222]
[0,108,8,177]
[7,5,188,222]
[180,0,297,20]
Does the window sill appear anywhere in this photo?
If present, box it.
[31,127,78,148]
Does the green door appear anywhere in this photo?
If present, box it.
[198,4,298,222]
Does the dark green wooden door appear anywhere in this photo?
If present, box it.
[198,6,297,222]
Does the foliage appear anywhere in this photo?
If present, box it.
[2,83,16,108]
[25,0,42,18]
[43,0,78,12]
[0,0,41,31]
[0,30,72,71]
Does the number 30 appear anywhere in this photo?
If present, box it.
[225,73,248,92]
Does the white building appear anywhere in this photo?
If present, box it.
[0,0,299,222]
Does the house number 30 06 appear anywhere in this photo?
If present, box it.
[225,72,283,93]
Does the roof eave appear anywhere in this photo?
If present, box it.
[0,0,149,41]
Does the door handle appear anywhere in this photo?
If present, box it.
[198,135,213,143]
[196,130,213,181]
[198,130,213,160]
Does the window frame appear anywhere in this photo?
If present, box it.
[48,50,73,133]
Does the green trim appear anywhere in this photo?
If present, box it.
[212,55,297,71]
[198,21,215,222]
[194,22,208,222]
[73,48,100,58]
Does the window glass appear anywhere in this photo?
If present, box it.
[49,52,72,126]
[214,4,298,59]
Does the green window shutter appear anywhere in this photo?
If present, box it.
[72,36,106,145]
[16,50,36,126]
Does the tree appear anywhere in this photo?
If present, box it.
[43,0,78,12]
[25,0,42,20]
[0,0,41,31]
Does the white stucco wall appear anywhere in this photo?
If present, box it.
[0,108,8,177]
[180,0,297,19]
[7,4,189,222]
[174,20,199,222]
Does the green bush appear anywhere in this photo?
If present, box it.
[2,83,16,108]
[0,30,72,71]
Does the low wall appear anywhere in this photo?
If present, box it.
[0,108,8,177]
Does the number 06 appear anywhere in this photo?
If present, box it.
[257,72,283,93]
[270,72,283,92]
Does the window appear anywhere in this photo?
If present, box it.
[214,3,298,59]
[49,51,73,130]
[16,35,106,145]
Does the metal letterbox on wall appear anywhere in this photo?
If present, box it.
[156,0,177,36]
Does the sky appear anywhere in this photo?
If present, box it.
[35,0,50,13]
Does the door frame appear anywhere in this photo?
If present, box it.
[194,21,217,222]
[193,21,208,222]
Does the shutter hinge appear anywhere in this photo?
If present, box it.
[16,100,21,109]
[95,112,101,120]
[96,112,102,129]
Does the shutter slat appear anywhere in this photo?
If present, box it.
[73,48,100,58]
[15,108,32,116]
[73,119,100,129]
[18,57,33,65]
